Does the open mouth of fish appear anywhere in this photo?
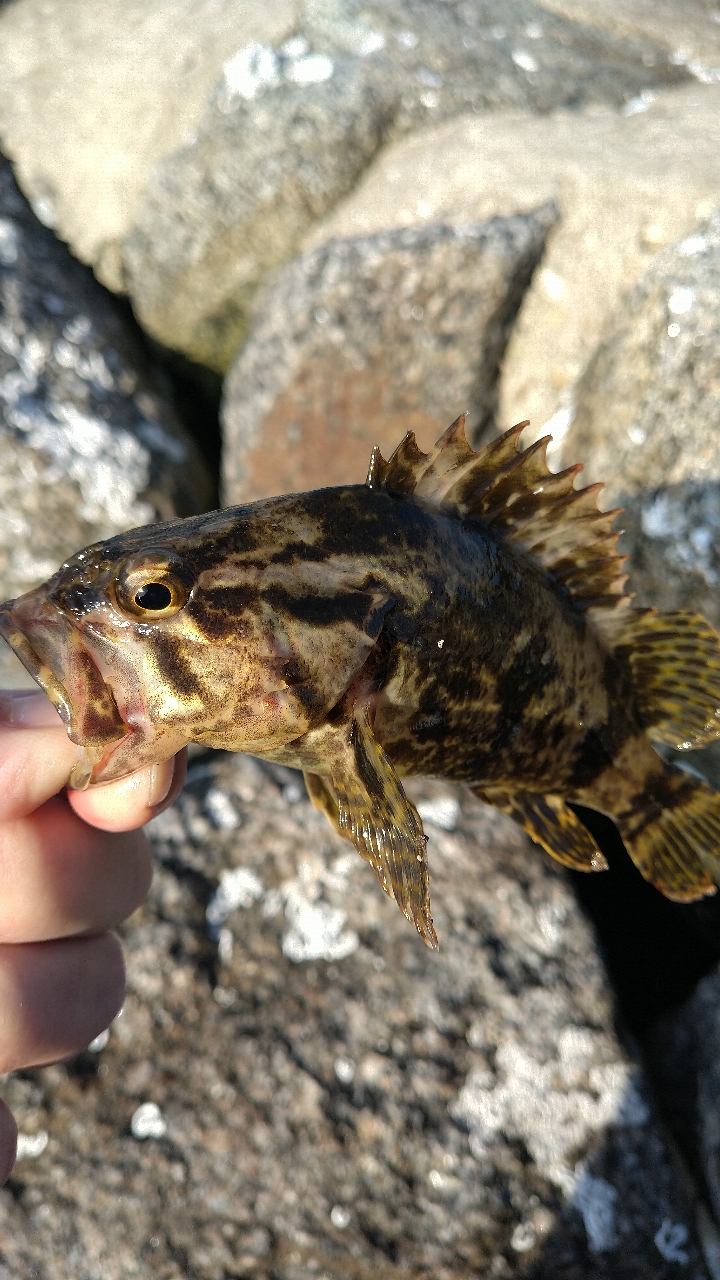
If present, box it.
[0,591,130,788]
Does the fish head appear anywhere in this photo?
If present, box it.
[0,495,394,787]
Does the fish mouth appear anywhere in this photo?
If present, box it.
[0,590,129,788]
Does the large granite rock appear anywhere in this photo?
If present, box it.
[0,157,213,687]
[561,211,720,618]
[649,963,720,1253]
[0,0,688,371]
[540,0,720,79]
[0,0,296,294]
[0,754,709,1277]
[307,81,720,445]
[222,208,556,503]
[559,212,720,787]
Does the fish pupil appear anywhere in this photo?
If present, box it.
[135,582,172,611]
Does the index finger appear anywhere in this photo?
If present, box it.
[0,692,187,829]
[0,693,79,820]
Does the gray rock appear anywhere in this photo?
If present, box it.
[222,208,556,504]
[559,212,720,787]
[125,0,687,369]
[540,0,720,80]
[0,755,709,1278]
[0,158,213,687]
[649,961,720,1257]
[0,0,297,292]
[310,82,720,446]
[561,212,720,501]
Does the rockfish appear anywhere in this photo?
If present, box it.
[2,417,720,947]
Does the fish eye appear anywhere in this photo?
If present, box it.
[134,582,173,611]
[113,549,194,619]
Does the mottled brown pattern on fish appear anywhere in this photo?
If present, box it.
[3,415,720,943]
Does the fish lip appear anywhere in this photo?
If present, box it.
[0,594,129,787]
[0,600,73,726]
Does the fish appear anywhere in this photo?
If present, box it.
[2,414,720,948]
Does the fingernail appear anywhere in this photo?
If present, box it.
[147,758,175,809]
[0,689,63,728]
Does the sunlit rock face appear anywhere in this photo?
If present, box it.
[0,158,212,686]
[559,212,720,787]
[0,756,709,1277]
[221,208,556,503]
[309,82,720,450]
[0,0,688,371]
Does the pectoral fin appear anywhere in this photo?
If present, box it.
[308,708,437,948]
[304,770,340,829]
[474,786,608,873]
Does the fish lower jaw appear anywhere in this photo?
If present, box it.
[0,612,72,727]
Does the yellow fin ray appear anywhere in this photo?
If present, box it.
[611,610,720,749]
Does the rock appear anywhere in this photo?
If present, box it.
[540,0,720,80]
[0,158,213,687]
[222,208,556,503]
[307,81,720,441]
[648,961,720,1252]
[0,754,709,1278]
[0,0,296,293]
[559,211,720,619]
[560,212,720,787]
[0,1,688,371]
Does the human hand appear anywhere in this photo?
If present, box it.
[0,689,186,1183]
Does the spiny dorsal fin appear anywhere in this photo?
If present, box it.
[367,415,630,620]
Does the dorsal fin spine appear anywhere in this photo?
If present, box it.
[368,414,630,619]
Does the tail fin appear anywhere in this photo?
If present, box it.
[615,764,720,901]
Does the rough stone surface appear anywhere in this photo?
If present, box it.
[0,158,213,687]
[559,212,720,787]
[539,0,720,79]
[222,209,556,504]
[560,211,720,617]
[649,962,720,1256]
[307,82,720,442]
[0,0,687,371]
[0,753,709,1278]
[123,0,687,371]
[0,0,296,292]
[562,211,720,502]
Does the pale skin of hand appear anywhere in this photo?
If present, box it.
[0,688,187,1184]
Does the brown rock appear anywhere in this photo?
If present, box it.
[221,209,556,503]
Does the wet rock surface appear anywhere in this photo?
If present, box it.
[0,158,213,686]
[0,0,688,370]
[222,208,555,503]
[0,756,708,1278]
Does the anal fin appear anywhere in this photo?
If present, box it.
[473,786,608,873]
[314,706,437,949]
